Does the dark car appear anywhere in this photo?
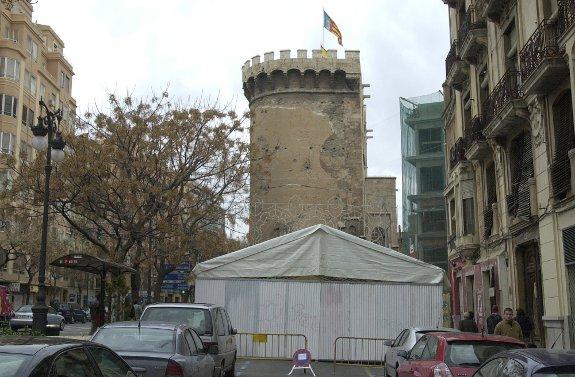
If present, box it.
[473,349,575,376]
[0,336,137,377]
[91,321,215,377]
[59,302,87,323]
[396,332,525,377]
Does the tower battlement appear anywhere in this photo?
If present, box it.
[242,49,362,103]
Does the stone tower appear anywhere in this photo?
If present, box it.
[243,49,371,244]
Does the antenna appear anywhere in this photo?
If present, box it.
[551,329,563,349]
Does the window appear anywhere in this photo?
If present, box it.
[393,329,407,347]
[3,26,18,42]
[50,348,97,377]
[419,128,442,154]
[475,358,507,377]
[49,93,56,108]
[24,70,36,94]
[421,336,438,360]
[26,35,38,59]
[91,327,175,353]
[140,307,213,335]
[190,330,205,352]
[463,198,475,234]
[422,211,446,233]
[0,354,30,376]
[60,72,71,91]
[0,57,20,80]
[551,90,575,200]
[216,309,228,336]
[445,341,521,368]
[409,337,428,360]
[184,330,198,354]
[22,105,34,128]
[39,84,46,100]
[0,94,18,117]
[420,166,444,192]
[450,198,456,236]
[87,347,134,377]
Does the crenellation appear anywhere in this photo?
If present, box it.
[297,49,307,58]
[280,50,290,59]
[252,55,260,65]
[328,49,337,58]
[264,51,274,61]
[312,49,322,58]
[345,50,360,60]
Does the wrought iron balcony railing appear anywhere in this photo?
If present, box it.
[520,19,561,84]
[557,0,575,40]
[449,137,467,170]
[482,67,522,128]
[446,41,458,77]
[465,115,486,144]
[458,6,487,50]
[551,154,572,200]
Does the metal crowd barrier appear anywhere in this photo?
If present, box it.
[332,336,392,373]
[236,332,308,360]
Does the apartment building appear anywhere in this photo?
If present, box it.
[442,0,575,348]
[0,0,80,306]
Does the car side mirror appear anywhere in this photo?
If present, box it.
[231,328,237,335]
[384,340,394,347]
[397,350,409,359]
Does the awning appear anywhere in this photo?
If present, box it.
[50,254,135,276]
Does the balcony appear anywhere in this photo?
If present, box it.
[520,20,568,96]
[550,154,571,201]
[449,137,467,170]
[482,68,526,138]
[557,0,575,42]
[465,115,491,160]
[458,6,488,64]
[445,41,469,91]
[481,0,516,23]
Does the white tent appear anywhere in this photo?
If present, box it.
[193,224,444,284]
[193,224,447,360]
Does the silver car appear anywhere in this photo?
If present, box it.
[91,322,215,377]
[384,327,459,377]
[141,303,237,377]
[9,305,65,335]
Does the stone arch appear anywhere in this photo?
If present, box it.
[255,72,271,94]
[271,70,288,90]
[287,69,302,89]
[318,70,332,89]
[333,70,347,90]
[303,69,317,89]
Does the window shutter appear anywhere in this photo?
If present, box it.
[461,179,475,199]
[564,226,575,266]
[551,92,575,200]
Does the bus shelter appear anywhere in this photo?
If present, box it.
[50,254,135,328]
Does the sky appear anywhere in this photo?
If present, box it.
[33,0,450,234]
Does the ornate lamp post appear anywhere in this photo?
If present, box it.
[30,99,66,334]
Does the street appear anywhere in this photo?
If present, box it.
[60,321,91,338]
[235,360,386,377]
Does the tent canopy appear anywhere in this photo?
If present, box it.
[193,224,445,284]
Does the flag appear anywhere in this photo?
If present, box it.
[323,11,343,46]
[320,45,329,58]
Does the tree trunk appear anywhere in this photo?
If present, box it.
[131,262,140,304]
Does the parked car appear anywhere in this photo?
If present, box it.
[91,321,215,377]
[10,305,65,336]
[384,327,460,377]
[59,302,87,323]
[395,332,525,377]
[0,336,138,377]
[473,349,575,376]
[140,303,237,377]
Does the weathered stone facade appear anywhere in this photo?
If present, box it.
[243,49,397,247]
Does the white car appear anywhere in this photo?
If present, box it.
[384,327,459,377]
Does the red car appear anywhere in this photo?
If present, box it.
[395,332,525,377]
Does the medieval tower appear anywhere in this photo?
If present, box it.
[243,49,398,247]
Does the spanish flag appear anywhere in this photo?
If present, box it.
[323,11,343,46]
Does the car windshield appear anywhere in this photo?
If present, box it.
[92,327,175,353]
[0,353,31,376]
[16,306,32,313]
[140,307,213,335]
[445,341,522,367]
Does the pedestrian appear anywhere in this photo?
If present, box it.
[459,311,479,333]
[485,305,502,334]
[515,308,533,343]
[494,307,523,340]
[90,294,102,334]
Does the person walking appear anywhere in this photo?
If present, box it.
[459,311,479,332]
[515,308,533,343]
[485,305,502,334]
[494,307,523,340]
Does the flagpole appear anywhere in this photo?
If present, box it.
[322,7,325,47]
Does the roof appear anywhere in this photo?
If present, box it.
[504,349,575,367]
[0,336,91,355]
[193,224,446,284]
[430,332,525,345]
[50,254,136,276]
[413,327,459,333]
[100,321,186,331]
[145,303,217,309]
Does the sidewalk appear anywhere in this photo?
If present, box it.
[235,359,386,377]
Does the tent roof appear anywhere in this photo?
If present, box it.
[193,224,445,284]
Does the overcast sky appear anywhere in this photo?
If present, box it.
[33,0,450,234]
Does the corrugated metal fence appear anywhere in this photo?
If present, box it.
[196,278,443,360]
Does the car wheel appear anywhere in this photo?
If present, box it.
[224,357,235,377]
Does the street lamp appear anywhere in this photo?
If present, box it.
[31,99,66,334]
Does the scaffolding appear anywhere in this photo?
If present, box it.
[400,92,447,271]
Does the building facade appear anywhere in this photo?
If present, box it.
[243,49,398,248]
[442,0,575,348]
[0,0,80,307]
[401,92,448,271]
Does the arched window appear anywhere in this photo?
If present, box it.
[551,90,575,200]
